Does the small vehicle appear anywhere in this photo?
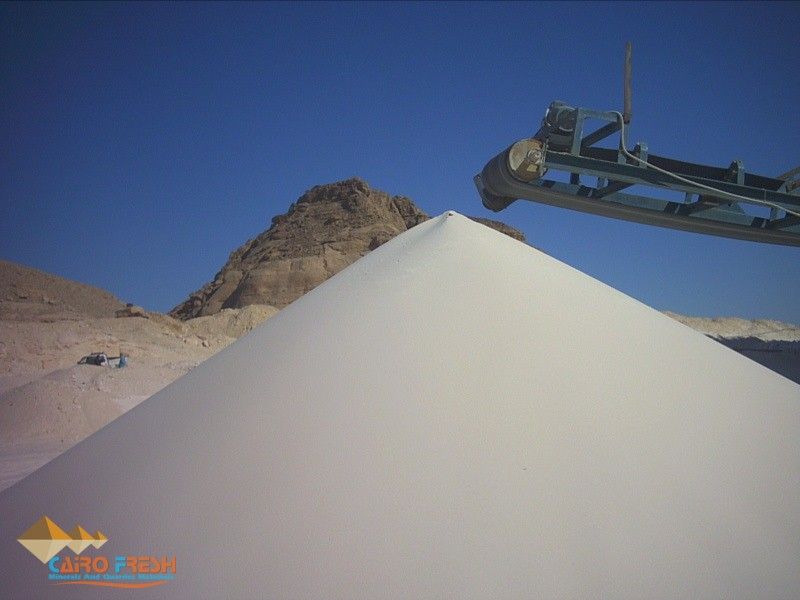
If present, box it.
[78,352,109,366]
[78,352,128,367]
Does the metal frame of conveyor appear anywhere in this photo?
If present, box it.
[474,43,800,246]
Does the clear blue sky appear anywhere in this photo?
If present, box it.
[2,1,798,321]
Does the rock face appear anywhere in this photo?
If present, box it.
[170,178,527,319]
[468,217,526,242]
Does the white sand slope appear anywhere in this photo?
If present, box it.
[0,212,798,599]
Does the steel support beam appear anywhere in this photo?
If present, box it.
[475,148,800,246]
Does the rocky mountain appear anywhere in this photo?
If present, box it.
[170,178,527,319]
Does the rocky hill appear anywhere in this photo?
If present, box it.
[170,178,527,319]
[0,260,125,321]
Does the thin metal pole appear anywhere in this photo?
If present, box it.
[623,42,632,124]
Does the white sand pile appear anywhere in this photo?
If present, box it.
[0,213,797,598]
[665,312,800,384]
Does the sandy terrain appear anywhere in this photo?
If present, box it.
[1,213,797,598]
[0,259,125,321]
[1,257,797,493]
[0,304,277,491]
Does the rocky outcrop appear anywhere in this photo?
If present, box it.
[114,304,149,319]
[468,217,526,242]
[170,179,527,319]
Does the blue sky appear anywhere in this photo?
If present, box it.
[2,1,798,320]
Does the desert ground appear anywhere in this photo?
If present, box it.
[2,214,797,598]
[1,257,798,492]
[2,185,798,492]
[0,260,279,489]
